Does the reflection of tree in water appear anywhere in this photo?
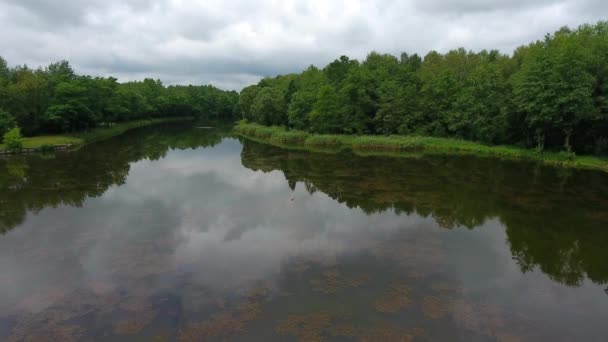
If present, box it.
[239,139,608,286]
[0,123,226,234]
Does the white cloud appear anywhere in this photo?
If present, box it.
[0,0,606,90]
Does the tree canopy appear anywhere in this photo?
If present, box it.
[239,21,608,155]
[0,59,239,137]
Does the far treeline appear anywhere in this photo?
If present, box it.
[0,58,239,139]
[238,22,608,156]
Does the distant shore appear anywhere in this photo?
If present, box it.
[234,121,608,173]
[0,117,192,155]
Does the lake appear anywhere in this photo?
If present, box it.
[1,123,607,341]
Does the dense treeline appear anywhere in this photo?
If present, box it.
[0,58,239,138]
[239,22,608,156]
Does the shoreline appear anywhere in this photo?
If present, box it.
[0,117,193,155]
[234,121,608,173]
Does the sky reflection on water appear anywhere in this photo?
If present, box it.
[0,126,607,341]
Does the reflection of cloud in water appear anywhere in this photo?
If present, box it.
[0,139,430,316]
[93,139,430,292]
[2,137,607,342]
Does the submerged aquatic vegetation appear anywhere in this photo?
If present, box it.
[369,235,447,276]
[373,283,411,313]
[275,311,333,342]
[430,282,464,295]
[356,325,425,342]
[275,308,427,342]
[178,299,263,341]
[113,310,158,335]
[421,296,450,319]
[309,269,370,294]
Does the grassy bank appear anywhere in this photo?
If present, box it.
[1,117,192,153]
[234,121,608,173]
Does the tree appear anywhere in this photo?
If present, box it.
[239,85,260,121]
[0,108,16,138]
[309,85,342,133]
[250,87,286,126]
[288,91,315,130]
[6,67,50,135]
[3,127,23,152]
[45,79,97,132]
[47,60,76,86]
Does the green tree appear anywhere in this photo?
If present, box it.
[0,109,16,139]
[6,67,50,135]
[288,91,315,130]
[250,87,286,126]
[239,85,260,121]
[45,79,97,132]
[309,85,342,133]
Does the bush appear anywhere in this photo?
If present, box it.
[3,127,24,153]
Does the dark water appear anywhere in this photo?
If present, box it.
[1,123,607,341]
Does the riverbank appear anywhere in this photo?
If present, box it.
[234,121,608,173]
[0,117,192,154]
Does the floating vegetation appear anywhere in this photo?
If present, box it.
[179,300,263,341]
[373,283,411,313]
[421,296,450,319]
[310,269,370,294]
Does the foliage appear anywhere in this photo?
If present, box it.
[238,21,608,156]
[0,59,238,138]
[0,108,16,139]
[250,87,286,125]
[3,127,23,152]
[234,121,608,173]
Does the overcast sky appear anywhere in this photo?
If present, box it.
[1,0,607,90]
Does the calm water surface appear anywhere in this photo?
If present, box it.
[0,124,607,341]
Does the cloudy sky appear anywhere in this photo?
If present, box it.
[1,0,607,90]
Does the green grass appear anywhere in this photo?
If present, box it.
[0,135,83,150]
[1,117,192,153]
[234,121,608,173]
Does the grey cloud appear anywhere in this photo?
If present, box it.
[0,0,607,90]
[2,0,154,27]
[413,0,563,14]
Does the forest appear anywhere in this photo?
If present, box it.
[238,22,608,156]
[0,58,239,139]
